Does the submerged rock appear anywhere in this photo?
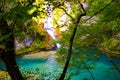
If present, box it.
[25,72,43,80]
[0,71,11,80]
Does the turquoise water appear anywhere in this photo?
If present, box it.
[0,54,120,80]
[17,54,120,80]
[16,55,62,80]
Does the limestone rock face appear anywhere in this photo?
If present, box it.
[115,32,120,38]
[15,39,24,50]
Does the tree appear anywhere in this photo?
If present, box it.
[57,1,86,80]
[49,0,120,79]
[0,0,44,79]
[0,17,24,80]
[0,0,120,80]
[82,0,120,72]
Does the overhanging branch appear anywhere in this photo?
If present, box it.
[85,0,114,22]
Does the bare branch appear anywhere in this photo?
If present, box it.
[59,7,75,22]
[76,1,86,23]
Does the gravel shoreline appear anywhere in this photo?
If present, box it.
[18,50,57,58]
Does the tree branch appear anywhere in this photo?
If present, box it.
[76,1,86,23]
[78,25,120,73]
[80,56,94,80]
[81,0,120,73]
[58,1,86,80]
[85,0,114,22]
[59,7,75,22]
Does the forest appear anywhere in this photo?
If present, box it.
[0,0,120,80]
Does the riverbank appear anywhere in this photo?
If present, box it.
[17,50,57,58]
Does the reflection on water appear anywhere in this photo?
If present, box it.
[0,54,120,80]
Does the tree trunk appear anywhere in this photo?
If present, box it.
[58,23,78,80]
[58,2,86,80]
[0,18,24,80]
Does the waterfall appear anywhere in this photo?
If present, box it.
[44,4,61,48]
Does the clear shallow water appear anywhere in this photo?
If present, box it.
[0,54,120,80]
[17,55,62,80]
[18,54,120,80]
